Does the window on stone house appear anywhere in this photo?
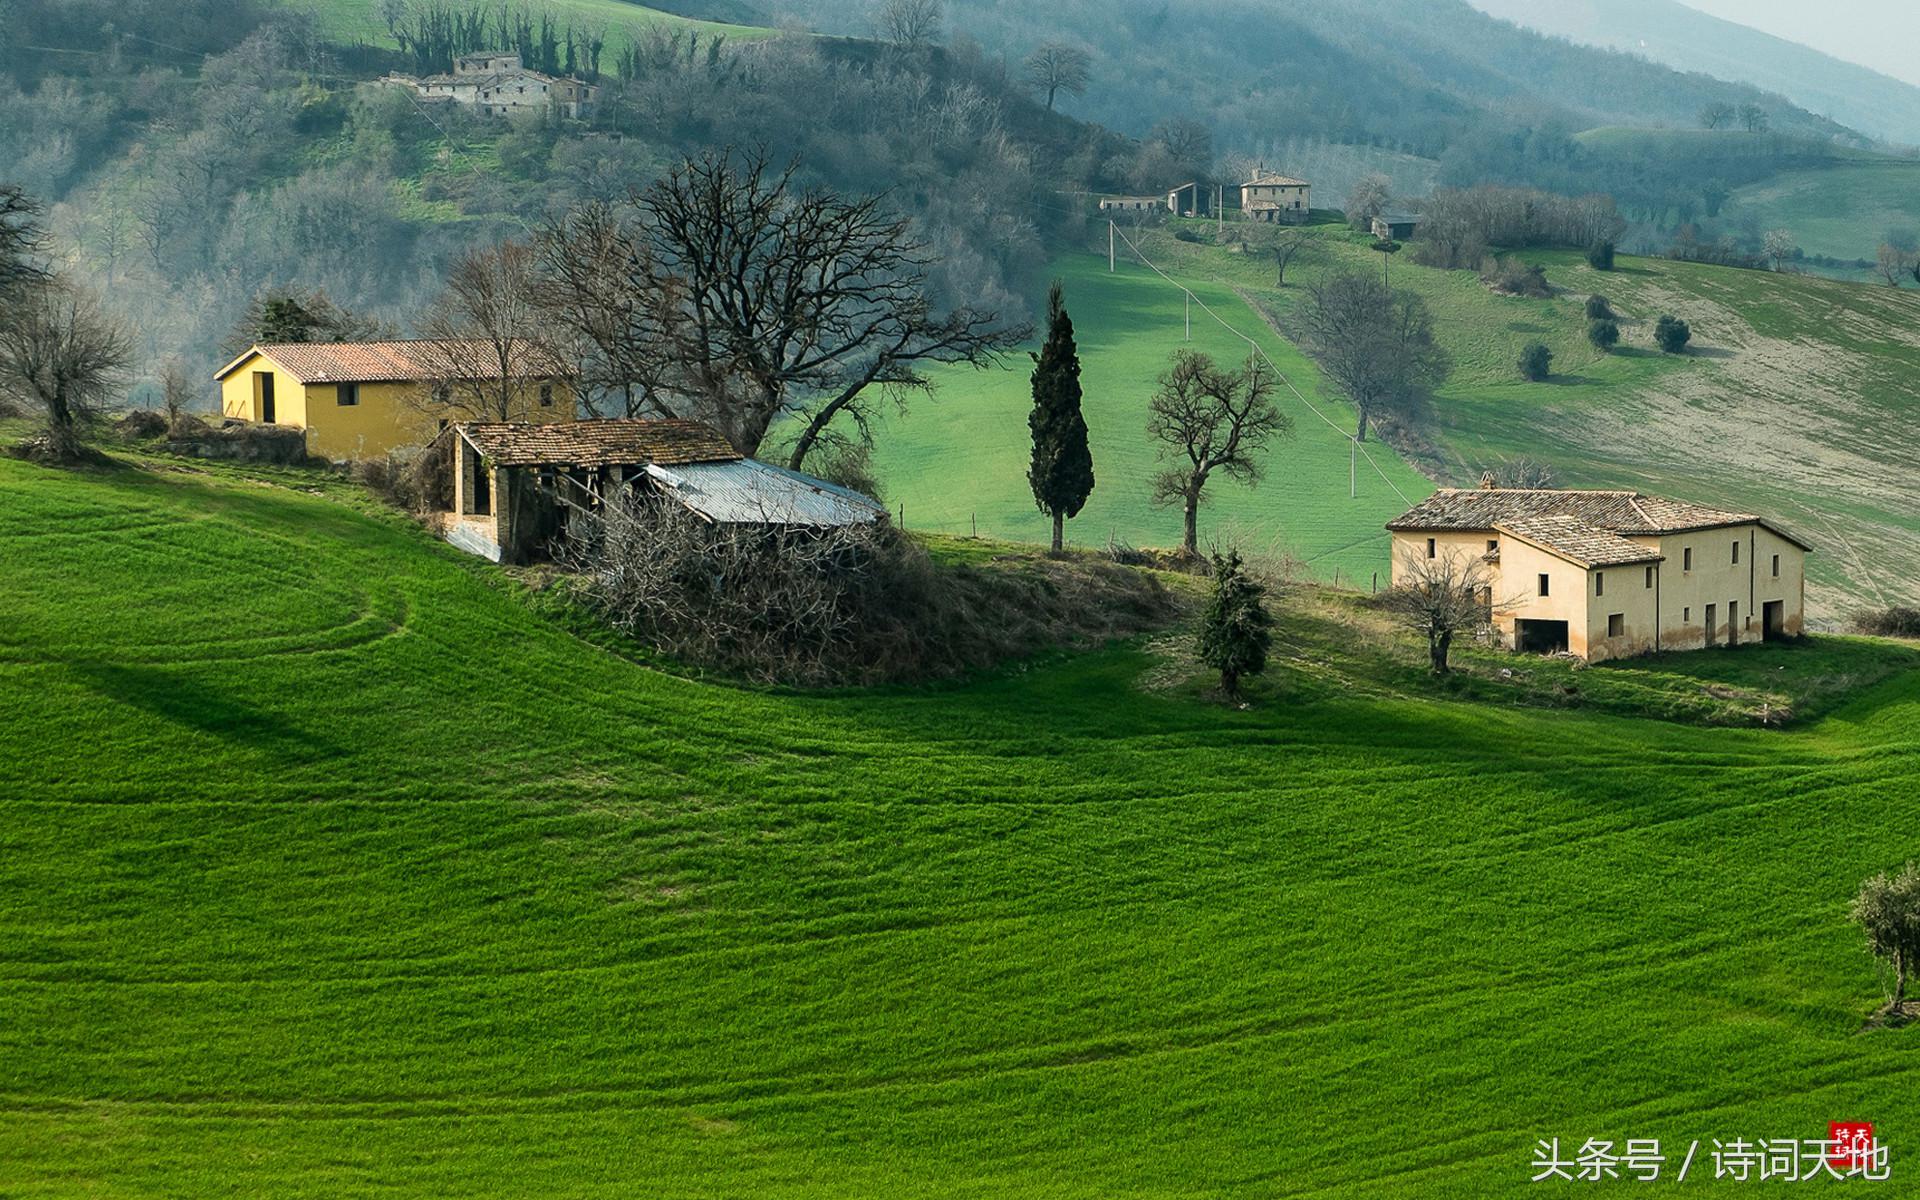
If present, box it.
[1683,546,1693,571]
[1426,537,1436,558]
[1772,554,1780,578]
[337,382,359,406]
[1595,572,1604,596]
[1644,565,1654,588]
[1538,573,1550,597]
[1608,613,1624,637]
[539,384,554,407]
[1732,540,1740,564]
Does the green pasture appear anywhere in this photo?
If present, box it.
[1,441,1918,1196]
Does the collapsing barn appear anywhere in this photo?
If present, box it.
[441,419,886,564]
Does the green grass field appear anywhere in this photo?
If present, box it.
[292,0,768,49]
[869,253,1433,586]
[1097,221,1920,621]
[3,438,1920,1196]
[1730,160,1920,269]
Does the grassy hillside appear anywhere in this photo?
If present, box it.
[4,440,1920,1196]
[1100,220,1920,621]
[868,252,1434,585]
[1730,160,1920,269]
[292,0,768,46]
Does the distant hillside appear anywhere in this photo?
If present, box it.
[1469,0,1920,146]
[770,0,1862,158]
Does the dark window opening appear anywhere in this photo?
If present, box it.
[1607,613,1624,638]
[1538,573,1550,597]
[1515,618,1569,654]
[1426,537,1436,559]
[1772,554,1780,578]
[1732,540,1740,564]
[337,382,359,407]
[539,384,554,407]
[1595,572,1605,597]
[1683,547,1693,571]
[1487,539,1498,552]
[1644,565,1654,588]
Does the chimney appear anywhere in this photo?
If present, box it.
[1479,472,1497,489]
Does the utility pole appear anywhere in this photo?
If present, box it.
[1108,220,1115,273]
[1350,437,1357,499]
[1217,183,1224,237]
[1185,290,1191,341]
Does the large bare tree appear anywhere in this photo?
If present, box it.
[1024,43,1090,111]
[533,201,685,420]
[417,240,565,421]
[1146,349,1290,557]
[1299,271,1449,441]
[1380,548,1507,674]
[621,149,1028,468]
[0,186,50,303]
[0,279,134,460]
[875,0,942,52]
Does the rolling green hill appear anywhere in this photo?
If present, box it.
[1729,160,1920,270]
[3,435,1920,1196]
[990,220,1920,622]
[867,252,1433,585]
[291,0,768,46]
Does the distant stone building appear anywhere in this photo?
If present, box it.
[382,53,597,119]
[1371,213,1420,241]
[1096,195,1164,214]
[1240,169,1310,224]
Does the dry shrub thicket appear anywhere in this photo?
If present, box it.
[560,499,1176,685]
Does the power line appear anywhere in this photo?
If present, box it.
[1107,221,1415,507]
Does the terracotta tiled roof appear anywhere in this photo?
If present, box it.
[216,340,568,385]
[1388,488,1812,551]
[454,420,739,468]
[1495,515,1662,568]
[1244,171,1309,187]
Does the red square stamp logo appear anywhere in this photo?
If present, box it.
[1830,1122,1876,1172]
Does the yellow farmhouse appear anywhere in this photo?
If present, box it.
[1387,486,1812,662]
[214,339,575,461]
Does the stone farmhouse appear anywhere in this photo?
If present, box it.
[1387,486,1811,662]
[382,53,597,119]
[442,420,886,564]
[215,340,575,462]
[1240,169,1311,224]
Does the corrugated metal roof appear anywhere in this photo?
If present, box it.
[646,459,886,527]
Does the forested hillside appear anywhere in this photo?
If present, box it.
[1470,0,1920,145]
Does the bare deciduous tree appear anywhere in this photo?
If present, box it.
[1737,102,1768,133]
[533,200,684,419]
[1698,101,1735,129]
[1146,349,1290,557]
[875,0,942,52]
[1272,227,1314,287]
[1762,228,1796,272]
[1876,243,1913,288]
[1380,548,1506,674]
[417,240,566,420]
[158,358,197,430]
[1300,271,1450,441]
[625,148,1028,467]
[1024,43,1090,111]
[0,185,50,301]
[0,278,134,460]
[1344,173,1391,232]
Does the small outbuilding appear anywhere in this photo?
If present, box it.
[1371,212,1420,241]
[442,419,885,564]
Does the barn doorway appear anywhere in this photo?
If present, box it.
[1514,618,1569,655]
[1763,600,1785,641]
[256,371,276,424]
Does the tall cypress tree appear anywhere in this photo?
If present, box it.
[1027,281,1094,553]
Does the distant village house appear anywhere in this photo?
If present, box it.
[382,53,597,119]
[214,340,575,462]
[1240,169,1311,224]
[443,420,886,564]
[1387,486,1810,662]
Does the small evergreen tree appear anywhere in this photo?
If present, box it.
[1027,280,1094,553]
[1198,549,1272,698]
[1518,341,1552,381]
[1583,294,1614,320]
[1654,314,1692,353]
[1587,318,1620,351]
[1586,240,1615,271]
[1850,862,1920,1013]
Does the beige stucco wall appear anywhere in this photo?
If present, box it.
[1391,520,1808,663]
